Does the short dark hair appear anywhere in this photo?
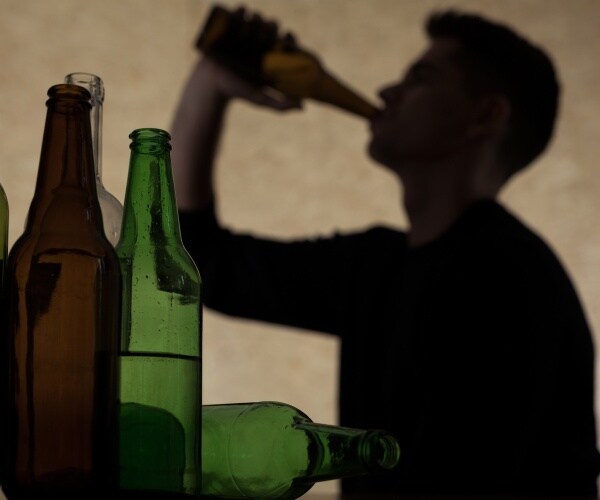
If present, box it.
[426,10,560,177]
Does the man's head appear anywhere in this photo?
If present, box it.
[426,10,560,177]
[369,10,560,181]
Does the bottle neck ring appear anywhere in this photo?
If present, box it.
[129,128,172,154]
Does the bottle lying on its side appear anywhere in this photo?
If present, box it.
[120,400,401,500]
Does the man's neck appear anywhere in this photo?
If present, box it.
[399,159,501,248]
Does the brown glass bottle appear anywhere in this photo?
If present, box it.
[196,4,379,118]
[4,84,121,499]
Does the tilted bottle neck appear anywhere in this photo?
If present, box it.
[120,128,182,247]
[293,419,400,483]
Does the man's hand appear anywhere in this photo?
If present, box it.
[199,56,303,112]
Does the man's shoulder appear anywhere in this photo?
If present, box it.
[458,200,572,283]
[463,201,555,254]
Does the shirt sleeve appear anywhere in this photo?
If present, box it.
[178,204,398,336]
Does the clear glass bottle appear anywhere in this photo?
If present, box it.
[116,128,202,497]
[200,401,400,499]
[64,72,123,246]
[4,84,121,499]
[196,4,378,119]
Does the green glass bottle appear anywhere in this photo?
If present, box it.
[64,72,124,246]
[201,401,401,499]
[116,128,202,497]
[0,180,8,484]
[0,180,7,308]
[4,84,121,499]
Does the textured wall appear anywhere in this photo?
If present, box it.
[1,0,599,493]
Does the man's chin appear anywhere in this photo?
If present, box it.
[367,139,385,165]
[367,140,400,173]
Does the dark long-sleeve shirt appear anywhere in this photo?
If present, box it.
[180,199,600,496]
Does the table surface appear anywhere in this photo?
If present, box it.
[301,495,600,500]
[302,496,600,500]
[2,488,597,499]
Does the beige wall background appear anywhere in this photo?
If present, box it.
[1,0,599,493]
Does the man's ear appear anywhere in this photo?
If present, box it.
[468,93,511,140]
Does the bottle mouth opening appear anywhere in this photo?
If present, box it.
[129,128,172,152]
[47,84,92,104]
[64,73,104,104]
[361,430,401,471]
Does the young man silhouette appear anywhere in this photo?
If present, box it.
[172,9,600,496]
